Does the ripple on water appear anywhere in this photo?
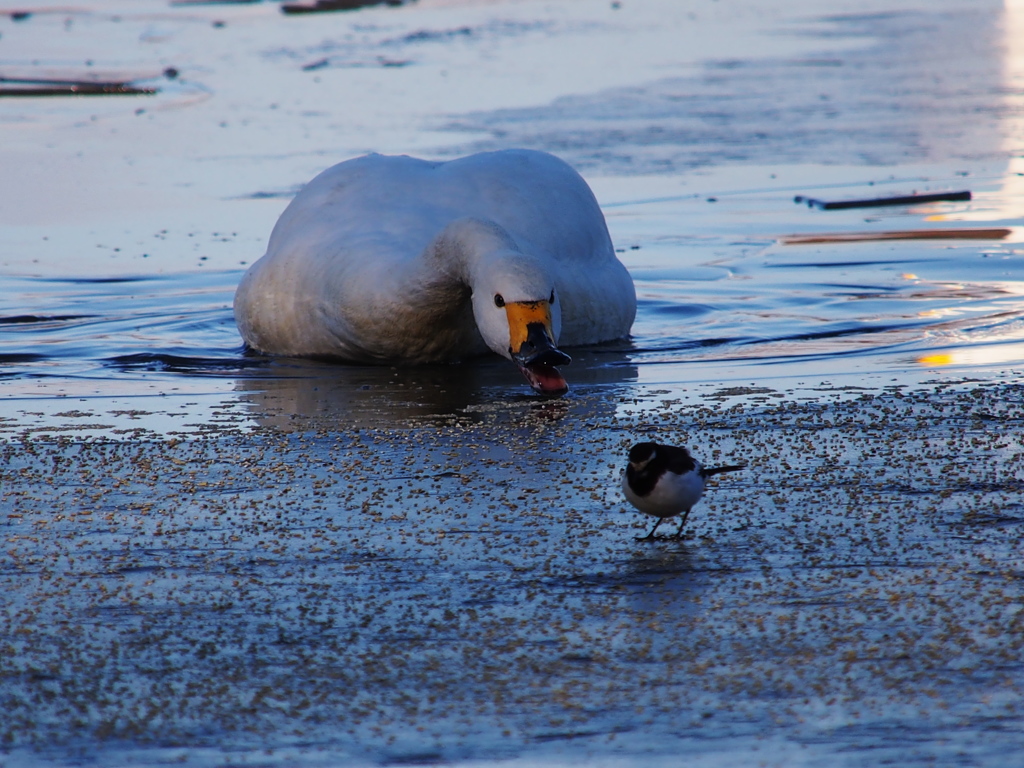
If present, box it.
[2,234,1024,398]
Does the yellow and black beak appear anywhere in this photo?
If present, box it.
[505,300,571,396]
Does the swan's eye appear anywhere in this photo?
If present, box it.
[494,294,505,308]
[549,290,555,304]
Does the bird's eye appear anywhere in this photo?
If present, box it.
[549,290,555,304]
[494,294,505,308]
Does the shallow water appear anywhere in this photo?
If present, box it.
[3,164,1024,438]
[2,1,1024,766]
[2,0,1023,433]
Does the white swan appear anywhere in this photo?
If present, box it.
[234,149,636,395]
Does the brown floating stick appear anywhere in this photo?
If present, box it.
[781,228,1012,245]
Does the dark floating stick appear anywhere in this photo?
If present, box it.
[171,0,260,5]
[0,76,159,97]
[794,190,972,210]
[281,0,404,13]
[0,84,156,96]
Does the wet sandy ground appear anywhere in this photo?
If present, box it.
[3,378,1024,766]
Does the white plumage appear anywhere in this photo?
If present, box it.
[234,149,636,394]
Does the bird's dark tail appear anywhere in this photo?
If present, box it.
[701,464,746,478]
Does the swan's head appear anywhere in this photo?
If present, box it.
[471,253,571,396]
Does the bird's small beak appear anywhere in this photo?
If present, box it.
[505,300,571,396]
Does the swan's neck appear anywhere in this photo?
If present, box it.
[426,217,524,285]
[422,216,559,366]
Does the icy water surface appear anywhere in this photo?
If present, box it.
[3,1,1024,766]
[5,384,1024,768]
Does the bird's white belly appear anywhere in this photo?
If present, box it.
[621,470,705,518]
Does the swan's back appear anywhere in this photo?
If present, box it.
[268,150,611,266]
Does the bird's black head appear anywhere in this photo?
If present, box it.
[627,442,658,465]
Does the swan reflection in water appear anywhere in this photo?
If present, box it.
[230,345,638,431]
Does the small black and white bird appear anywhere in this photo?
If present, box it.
[622,442,746,539]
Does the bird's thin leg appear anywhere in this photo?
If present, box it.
[638,517,664,540]
[673,509,692,539]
